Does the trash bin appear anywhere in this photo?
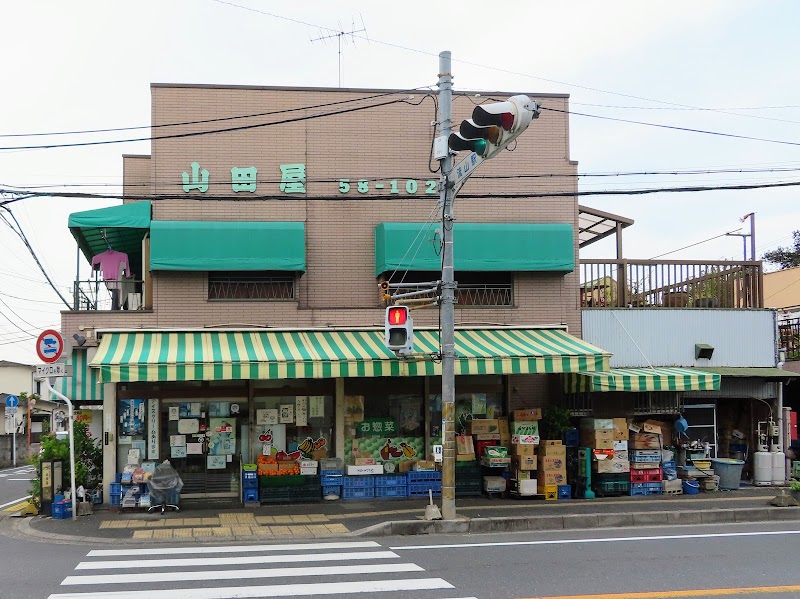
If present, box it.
[710,458,745,490]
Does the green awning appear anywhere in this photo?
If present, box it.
[69,201,151,267]
[90,328,610,382]
[150,221,305,272]
[375,222,574,277]
[565,367,721,393]
[54,349,105,402]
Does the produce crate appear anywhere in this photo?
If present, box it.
[341,487,375,500]
[792,460,800,479]
[342,475,376,488]
[51,502,73,519]
[593,479,630,496]
[455,479,482,497]
[630,468,663,483]
[320,458,343,471]
[242,488,259,503]
[320,473,344,486]
[259,486,321,504]
[407,470,442,483]
[374,485,408,498]
[322,485,341,498]
[557,484,572,499]
[243,470,258,482]
[374,474,407,488]
[408,482,441,497]
[109,483,122,505]
[259,475,307,488]
[630,482,663,496]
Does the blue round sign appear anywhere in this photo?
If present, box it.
[5,395,19,408]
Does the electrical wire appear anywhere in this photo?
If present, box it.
[649,229,745,260]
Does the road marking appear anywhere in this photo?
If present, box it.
[87,540,380,557]
[0,495,31,509]
[7,478,34,481]
[516,585,800,598]
[48,578,453,598]
[62,563,424,586]
[76,550,400,570]
[392,528,800,550]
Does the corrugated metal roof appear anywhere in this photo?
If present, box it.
[694,367,797,379]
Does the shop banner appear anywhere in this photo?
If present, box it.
[357,418,397,436]
[309,395,325,418]
[295,396,308,427]
[209,417,236,455]
[147,398,159,460]
[119,399,145,436]
[346,436,423,464]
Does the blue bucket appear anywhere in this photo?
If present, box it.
[682,480,700,495]
[710,458,744,490]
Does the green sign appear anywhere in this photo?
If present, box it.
[358,418,397,436]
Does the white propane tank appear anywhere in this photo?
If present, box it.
[772,450,786,485]
[753,451,773,486]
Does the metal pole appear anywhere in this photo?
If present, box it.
[438,50,457,520]
[750,213,756,261]
[41,379,77,521]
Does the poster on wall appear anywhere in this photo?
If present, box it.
[75,410,93,423]
[257,424,286,453]
[256,409,278,425]
[168,406,179,421]
[147,399,159,460]
[171,446,187,459]
[344,395,365,422]
[186,442,203,455]
[208,417,236,455]
[295,396,308,427]
[179,402,201,418]
[345,436,423,464]
[169,435,186,447]
[209,402,230,417]
[279,404,294,424]
[471,393,487,416]
[177,419,200,434]
[309,396,325,418]
[119,399,145,435]
[207,455,226,469]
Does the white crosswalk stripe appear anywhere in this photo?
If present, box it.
[50,540,477,599]
[0,466,34,478]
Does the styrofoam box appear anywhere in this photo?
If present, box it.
[613,440,628,451]
[346,464,384,475]
[517,479,537,496]
[483,476,507,493]
[300,467,318,475]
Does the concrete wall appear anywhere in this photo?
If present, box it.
[0,434,28,469]
[764,266,800,311]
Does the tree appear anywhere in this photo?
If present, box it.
[763,231,800,269]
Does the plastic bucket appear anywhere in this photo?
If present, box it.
[682,480,700,495]
[710,458,745,490]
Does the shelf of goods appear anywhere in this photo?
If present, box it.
[258,475,321,504]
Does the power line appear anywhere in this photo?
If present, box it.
[649,229,744,260]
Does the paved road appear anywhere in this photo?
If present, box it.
[0,465,34,513]
[3,520,800,598]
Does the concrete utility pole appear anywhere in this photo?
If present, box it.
[437,50,457,521]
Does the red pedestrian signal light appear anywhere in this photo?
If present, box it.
[385,305,413,354]
[387,306,408,325]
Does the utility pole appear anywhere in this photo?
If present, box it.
[437,50,457,521]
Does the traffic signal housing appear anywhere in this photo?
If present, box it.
[448,95,540,160]
[385,305,413,354]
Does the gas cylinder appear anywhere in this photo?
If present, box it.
[771,449,786,485]
[753,451,773,486]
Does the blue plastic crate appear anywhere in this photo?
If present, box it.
[242,479,259,490]
[114,473,122,483]
[322,485,341,497]
[374,474,407,488]
[557,484,572,499]
[243,470,258,481]
[242,488,259,503]
[51,502,73,519]
[408,483,441,497]
[563,428,580,447]
[342,475,376,488]
[407,470,441,483]
[374,485,408,498]
[341,487,375,500]
[320,474,344,486]
[661,460,676,470]
[320,468,343,477]
[630,481,663,497]
[630,455,661,464]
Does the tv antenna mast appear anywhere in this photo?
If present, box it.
[311,16,367,87]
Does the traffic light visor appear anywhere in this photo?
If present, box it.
[388,306,408,325]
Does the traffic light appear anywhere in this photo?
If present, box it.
[448,95,540,160]
[385,305,413,354]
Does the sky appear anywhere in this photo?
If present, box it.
[2,0,800,364]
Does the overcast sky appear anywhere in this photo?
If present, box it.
[2,0,799,364]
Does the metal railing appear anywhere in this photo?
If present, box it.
[73,279,144,311]
[394,283,513,307]
[779,317,800,360]
[580,259,763,309]
[208,276,295,301]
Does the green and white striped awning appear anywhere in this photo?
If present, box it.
[565,367,721,393]
[55,349,105,402]
[90,328,611,383]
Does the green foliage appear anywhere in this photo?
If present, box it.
[540,404,573,441]
[790,480,800,492]
[28,420,102,506]
[763,231,800,270]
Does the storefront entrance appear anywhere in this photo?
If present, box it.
[159,399,247,499]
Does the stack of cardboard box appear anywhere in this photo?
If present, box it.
[581,418,630,475]
[509,409,541,496]
[537,441,567,495]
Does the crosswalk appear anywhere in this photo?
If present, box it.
[0,466,34,480]
[48,540,479,599]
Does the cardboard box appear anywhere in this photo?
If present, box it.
[399,460,417,473]
[481,457,512,467]
[499,435,511,448]
[537,469,568,486]
[311,449,329,460]
[541,456,566,470]
[512,434,540,445]
[497,417,510,436]
[512,443,537,457]
[483,476,507,493]
[641,420,662,435]
[354,457,377,466]
[614,450,629,461]
[612,418,629,441]
[511,455,537,470]
[591,439,615,450]
[513,408,542,421]
[613,440,628,451]
[580,418,614,430]
[511,421,539,436]
[542,440,563,446]
[484,446,508,458]
[299,460,318,475]
[582,429,613,441]
[469,419,499,435]
[278,461,297,471]
[456,435,475,456]
[456,454,477,462]
[593,458,630,474]
[346,464,383,475]
[631,433,662,449]
[538,444,567,458]
[414,460,437,471]
[512,469,532,481]
[474,433,501,441]
[260,463,278,472]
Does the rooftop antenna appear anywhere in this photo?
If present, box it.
[310,15,367,87]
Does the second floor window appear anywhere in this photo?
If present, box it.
[384,272,513,306]
[208,271,295,301]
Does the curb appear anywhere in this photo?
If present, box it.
[352,506,800,537]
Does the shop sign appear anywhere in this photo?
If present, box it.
[358,418,397,436]
[147,399,159,460]
[180,161,438,197]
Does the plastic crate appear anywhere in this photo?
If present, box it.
[242,463,257,471]
[408,481,442,496]
[630,482,663,496]
[320,458,343,471]
[51,502,73,519]
[593,472,630,483]
[374,474,407,488]
[630,455,661,464]
[630,468,663,483]
[259,475,307,488]
[407,470,442,483]
[320,469,343,478]
[594,480,630,496]
[374,485,408,498]
[320,474,344,486]
[661,460,676,470]
[259,486,321,504]
[342,475,376,488]
[558,484,572,499]
[341,487,375,500]
[243,470,258,482]
[322,485,341,497]
[242,488,259,503]
[455,479,482,497]
[563,428,580,447]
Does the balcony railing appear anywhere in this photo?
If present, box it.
[779,318,800,360]
[73,279,144,311]
[580,260,763,309]
[395,283,513,307]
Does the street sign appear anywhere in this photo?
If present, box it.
[5,395,19,408]
[5,406,18,416]
[36,329,65,363]
[34,363,71,378]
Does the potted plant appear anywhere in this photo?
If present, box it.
[540,405,573,442]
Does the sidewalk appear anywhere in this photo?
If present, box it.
[8,486,800,546]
